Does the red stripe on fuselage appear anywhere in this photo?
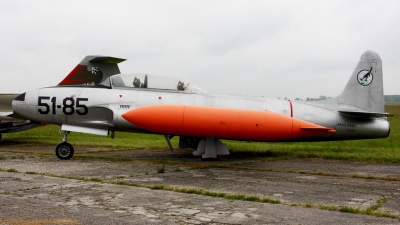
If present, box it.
[288,100,293,117]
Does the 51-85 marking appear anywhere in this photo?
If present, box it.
[38,96,88,115]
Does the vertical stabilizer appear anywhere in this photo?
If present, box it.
[327,50,384,113]
[58,56,126,86]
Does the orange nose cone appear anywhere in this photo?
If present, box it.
[122,104,335,141]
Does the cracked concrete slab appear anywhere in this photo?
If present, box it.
[1,148,400,224]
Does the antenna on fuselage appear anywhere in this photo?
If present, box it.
[143,75,148,88]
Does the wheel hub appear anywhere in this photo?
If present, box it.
[58,145,70,157]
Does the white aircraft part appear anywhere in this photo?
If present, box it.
[12,120,31,126]
[0,114,24,122]
[193,138,230,159]
[203,137,217,158]
[216,141,230,156]
[193,139,206,156]
[61,124,108,136]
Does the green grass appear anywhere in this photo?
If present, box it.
[2,104,400,163]
[2,126,170,150]
[25,171,38,174]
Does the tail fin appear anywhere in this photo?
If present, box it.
[58,56,126,86]
[326,50,385,113]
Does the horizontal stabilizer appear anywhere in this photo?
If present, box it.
[339,111,393,118]
[300,127,336,133]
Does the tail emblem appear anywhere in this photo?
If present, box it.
[357,67,373,86]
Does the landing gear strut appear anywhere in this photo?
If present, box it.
[164,135,174,153]
[56,130,74,160]
[193,137,230,159]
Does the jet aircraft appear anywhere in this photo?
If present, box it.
[12,50,391,160]
[0,56,126,141]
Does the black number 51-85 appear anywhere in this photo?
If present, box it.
[38,96,88,115]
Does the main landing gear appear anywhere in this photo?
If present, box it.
[56,130,74,160]
[178,136,230,159]
[193,137,230,159]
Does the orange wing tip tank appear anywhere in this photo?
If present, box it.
[122,104,335,141]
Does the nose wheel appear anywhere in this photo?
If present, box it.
[56,130,74,160]
[55,142,74,160]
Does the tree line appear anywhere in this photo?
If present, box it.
[384,95,400,103]
[289,95,400,102]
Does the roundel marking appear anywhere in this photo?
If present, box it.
[357,67,373,86]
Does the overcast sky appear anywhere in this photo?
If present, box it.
[1,0,399,99]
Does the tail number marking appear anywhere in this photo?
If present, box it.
[38,96,88,115]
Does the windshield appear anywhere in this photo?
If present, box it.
[109,73,209,93]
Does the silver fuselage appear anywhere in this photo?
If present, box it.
[12,83,390,142]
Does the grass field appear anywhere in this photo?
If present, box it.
[2,104,400,162]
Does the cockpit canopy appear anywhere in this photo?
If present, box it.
[101,73,209,94]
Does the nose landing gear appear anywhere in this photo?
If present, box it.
[56,130,74,160]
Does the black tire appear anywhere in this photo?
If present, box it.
[55,142,74,160]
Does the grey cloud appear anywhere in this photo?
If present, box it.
[1,0,400,99]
